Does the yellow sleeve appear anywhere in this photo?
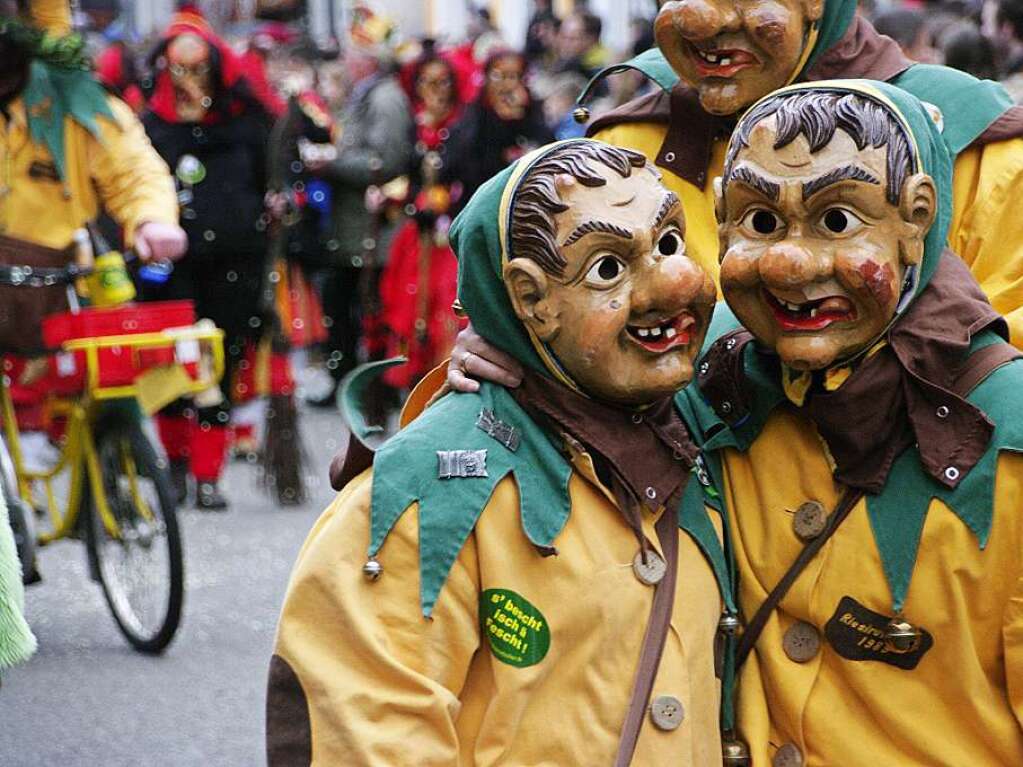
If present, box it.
[87,98,178,244]
[949,139,1023,347]
[268,471,481,766]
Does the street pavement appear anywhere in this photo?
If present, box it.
[0,404,346,766]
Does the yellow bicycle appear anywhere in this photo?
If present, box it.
[0,262,223,653]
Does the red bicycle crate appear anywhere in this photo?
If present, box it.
[41,301,197,389]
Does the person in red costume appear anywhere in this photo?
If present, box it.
[140,5,275,510]
[379,46,467,390]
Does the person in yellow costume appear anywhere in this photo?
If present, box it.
[676,79,1023,766]
[267,139,732,766]
[0,0,183,258]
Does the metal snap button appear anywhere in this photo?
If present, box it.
[936,405,950,418]
[632,413,643,424]
[645,486,657,500]
[721,401,733,414]
[699,361,710,375]
[649,695,684,730]
[632,549,667,586]
[726,338,737,350]
[944,466,960,481]
[663,151,677,163]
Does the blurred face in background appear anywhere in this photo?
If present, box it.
[416,59,455,117]
[557,14,593,59]
[167,33,213,121]
[486,54,527,120]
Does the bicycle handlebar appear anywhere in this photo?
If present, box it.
[0,262,93,288]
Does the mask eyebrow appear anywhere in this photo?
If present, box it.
[561,220,633,247]
[802,165,880,200]
[653,191,681,231]
[727,166,780,201]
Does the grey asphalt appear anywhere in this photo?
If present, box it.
[0,405,346,767]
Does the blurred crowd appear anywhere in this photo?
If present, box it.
[62,0,1023,506]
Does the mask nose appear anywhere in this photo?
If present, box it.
[660,0,741,42]
[632,252,712,318]
[759,240,833,288]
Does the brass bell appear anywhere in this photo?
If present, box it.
[362,557,383,581]
[883,617,922,654]
[572,106,591,124]
[718,612,742,636]
[722,736,752,766]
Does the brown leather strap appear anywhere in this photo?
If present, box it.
[614,507,680,767]
[732,341,1021,670]
[734,487,864,670]
[951,343,1022,397]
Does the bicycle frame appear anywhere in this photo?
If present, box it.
[0,325,224,546]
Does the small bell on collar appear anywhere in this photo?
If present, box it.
[572,106,591,124]
[718,612,741,636]
[721,734,752,766]
[362,557,383,581]
[883,616,922,654]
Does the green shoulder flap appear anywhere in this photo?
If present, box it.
[21,60,116,182]
[369,383,573,617]
[891,65,1014,155]
[868,333,1023,611]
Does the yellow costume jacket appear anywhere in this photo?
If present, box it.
[0,66,177,250]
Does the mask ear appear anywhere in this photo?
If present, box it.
[503,258,560,341]
[898,172,937,266]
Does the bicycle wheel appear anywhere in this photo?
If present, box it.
[86,417,183,653]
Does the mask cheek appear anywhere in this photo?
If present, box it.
[719,244,762,290]
[837,257,898,313]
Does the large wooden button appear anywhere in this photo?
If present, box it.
[772,743,804,767]
[632,549,667,586]
[792,501,827,541]
[783,621,821,663]
[649,695,685,730]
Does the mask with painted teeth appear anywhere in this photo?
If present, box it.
[504,142,716,405]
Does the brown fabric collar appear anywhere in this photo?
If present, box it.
[698,253,1006,493]
[587,15,912,190]
[800,14,913,83]
[806,253,1004,492]
[511,371,698,539]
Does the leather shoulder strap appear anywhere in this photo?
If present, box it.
[952,342,1022,397]
[614,506,680,766]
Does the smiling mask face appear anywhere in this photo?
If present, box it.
[716,92,937,371]
[654,0,823,115]
[505,149,716,405]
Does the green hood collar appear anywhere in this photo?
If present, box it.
[450,138,596,383]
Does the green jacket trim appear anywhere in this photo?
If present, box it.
[21,60,116,183]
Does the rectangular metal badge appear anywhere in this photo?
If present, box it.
[437,449,488,479]
[475,409,521,452]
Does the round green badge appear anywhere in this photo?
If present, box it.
[480,588,550,668]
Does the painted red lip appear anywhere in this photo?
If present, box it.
[688,44,759,78]
[625,312,698,354]
[765,290,857,331]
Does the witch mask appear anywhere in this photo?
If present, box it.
[167,33,213,122]
[504,141,717,405]
[716,88,937,371]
